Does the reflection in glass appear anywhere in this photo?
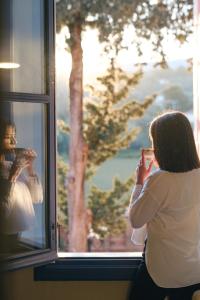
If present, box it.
[0,102,46,257]
[0,0,45,93]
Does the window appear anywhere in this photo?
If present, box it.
[0,0,56,271]
[56,0,194,255]
[0,0,200,281]
[34,0,200,281]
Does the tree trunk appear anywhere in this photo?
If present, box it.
[68,22,88,252]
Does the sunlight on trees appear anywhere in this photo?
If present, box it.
[56,0,193,252]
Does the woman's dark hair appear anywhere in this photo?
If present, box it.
[0,118,15,151]
[149,111,200,172]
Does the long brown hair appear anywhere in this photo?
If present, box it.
[150,111,200,172]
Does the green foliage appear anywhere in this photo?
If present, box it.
[162,85,192,112]
[57,156,68,226]
[88,176,135,238]
[57,119,70,134]
[84,59,155,179]
[57,0,193,64]
[82,59,154,238]
[57,119,70,158]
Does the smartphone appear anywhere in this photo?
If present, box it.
[142,148,154,160]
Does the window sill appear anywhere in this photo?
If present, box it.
[34,252,142,281]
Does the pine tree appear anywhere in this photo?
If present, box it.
[83,59,155,242]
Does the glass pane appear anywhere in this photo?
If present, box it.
[0,0,45,93]
[0,102,47,257]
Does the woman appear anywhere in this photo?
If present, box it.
[0,118,43,253]
[128,111,200,300]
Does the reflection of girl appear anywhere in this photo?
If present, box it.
[0,119,43,252]
[128,112,200,299]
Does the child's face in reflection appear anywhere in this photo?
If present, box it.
[2,126,17,150]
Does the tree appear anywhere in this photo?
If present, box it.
[56,0,193,251]
[162,85,192,112]
[84,60,154,241]
[84,61,153,175]
[57,60,154,250]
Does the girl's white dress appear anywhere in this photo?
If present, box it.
[0,161,43,234]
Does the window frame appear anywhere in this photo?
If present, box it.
[34,256,141,281]
[34,0,200,282]
[0,0,57,271]
[2,0,198,279]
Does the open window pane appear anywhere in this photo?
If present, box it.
[0,0,45,93]
[0,0,56,271]
[0,102,47,258]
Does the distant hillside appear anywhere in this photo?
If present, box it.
[56,59,193,156]
[131,64,192,102]
[56,59,192,121]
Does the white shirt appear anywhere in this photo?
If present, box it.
[0,161,43,234]
[129,168,200,288]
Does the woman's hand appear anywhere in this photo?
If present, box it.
[25,149,37,176]
[9,158,29,182]
[9,149,37,181]
[136,150,154,185]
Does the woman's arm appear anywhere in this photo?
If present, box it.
[128,150,160,228]
[129,182,160,228]
[15,149,43,203]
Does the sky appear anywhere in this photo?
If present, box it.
[56,26,193,85]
